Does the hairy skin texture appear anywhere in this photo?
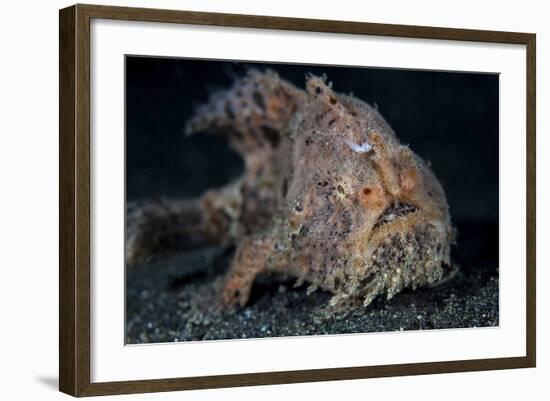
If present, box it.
[126,70,455,309]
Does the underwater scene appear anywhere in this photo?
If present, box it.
[125,57,499,343]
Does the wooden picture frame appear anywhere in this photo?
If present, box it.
[59,3,536,397]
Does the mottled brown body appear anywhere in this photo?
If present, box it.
[126,70,455,309]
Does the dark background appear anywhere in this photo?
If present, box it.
[126,56,499,271]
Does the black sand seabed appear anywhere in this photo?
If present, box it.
[126,246,498,344]
[125,60,499,344]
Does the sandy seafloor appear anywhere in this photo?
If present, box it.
[125,59,500,344]
[126,244,498,344]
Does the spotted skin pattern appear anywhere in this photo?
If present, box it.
[126,70,455,310]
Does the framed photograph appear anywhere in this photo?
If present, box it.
[59,4,536,397]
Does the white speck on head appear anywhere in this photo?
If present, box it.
[344,138,372,153]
